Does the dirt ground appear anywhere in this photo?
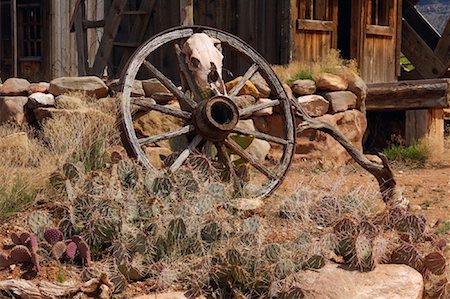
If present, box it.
[0,148,449,297]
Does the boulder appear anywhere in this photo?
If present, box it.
[55,95,83,109]
[0,96,29,125]
[28,92,55,109]
[133,109,183,148]
[231,95,257,109]
[144,146,173,169]
[322,91,357,114]
[226,76,260,98]
[314,73,348,91]
[283,83,293,99]
[298,95,329,117]
[295,109,367,167]
[335,66,368,112]
[28,82,50,95]
[253,109,366,168]
[245,138,271,162]
[253,98,274,116]
[49,76,108,98]
[134,292,205,299]
[297,263,423,299]
[0,78,30,96]
[142,78,170,96]
[108,79,145,97]
[291,79,316,96]
[250,72,271,98]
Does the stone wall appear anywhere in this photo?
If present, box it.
[0,70,368,169]
[253,68,368,168]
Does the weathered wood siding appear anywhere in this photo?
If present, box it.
[51,0,104,78]
[109,0,291,78]
[291,0,338,63]
[357,0,401,83]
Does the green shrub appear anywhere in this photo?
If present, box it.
[382,142,429,163]
[287,69,314,84]
[0,177,37,221]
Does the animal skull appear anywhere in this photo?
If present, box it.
[182,33,226,96]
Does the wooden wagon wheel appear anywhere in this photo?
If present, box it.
[119,26,295,200]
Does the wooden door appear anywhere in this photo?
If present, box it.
[16,0,50,82]
[354,0,402,83]
[291,0,338,63]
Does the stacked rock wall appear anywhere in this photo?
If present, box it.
[253,68,368,168]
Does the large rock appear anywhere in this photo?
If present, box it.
[28,82,50,95]
[297,263,423,299]
[134,292,205,299]
[291,79,316,96]
[298,95,329,117]
[322,91,357,114]
[133,109,183,148]
[28,92,55,109]
[49,76,108,98]
[250,72,271,98]
[142,78,170,96]
[144,146,173,169]
[226,76,260,98]
[231,95,257,109]
[314,73,348,91]
[335,66,368,112]
[253,98,274,116]
[253,109,367,168]
[0,96,29,125]
[108,79,145,97]
[295,109,367,167]
[0,78,30,96]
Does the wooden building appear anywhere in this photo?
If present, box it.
[1,0,448,151]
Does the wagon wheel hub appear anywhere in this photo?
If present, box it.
[193,96,239,142]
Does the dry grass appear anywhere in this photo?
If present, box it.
[0,93,121,221]
[272,49,359,84]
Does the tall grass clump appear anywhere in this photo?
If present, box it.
[272,49,359,84]
[383,141,429,164]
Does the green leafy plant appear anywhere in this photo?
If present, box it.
[0,177,37,222]
[383,142,429,163]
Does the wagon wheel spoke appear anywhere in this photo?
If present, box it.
[142,60,197,109]
[138,125,194,146]
[203,140,213,159]
[239,99,280,118]
[131,98,191,119]
[224,138,276,180]
[175,44,203,102]
[216,142,240,190]
[229,63,259,96]
[169,134,203,173]
[232,127,289,145]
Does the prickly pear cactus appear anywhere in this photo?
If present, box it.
[0,253,12,268]
[10,245,32,263]
[117,160,137,188]
[44,227,64,245]
[28,210,52,238]
[201,222,222,243]
[66,241,78,260]
[51,241,67,260]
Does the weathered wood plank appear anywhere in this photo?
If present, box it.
[366,79,450,110]
[401,20,447,78]
[405,108,444,155]
[435,18,450,66]
[74,0,88,76]
[297,19,334,31]
[366,25,394,37]
[180,0,194,26]
[90,0,128,76]
[402,5,440,50]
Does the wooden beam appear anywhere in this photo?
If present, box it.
[405,108,444,156]
[74,0,88,76]
[402,5,440,49]
[296,19,334,31]
[435,18,450,66]
[401,20,447,78]
[90,0,128,76]
[366,79,450,111]
[180,0,194,26]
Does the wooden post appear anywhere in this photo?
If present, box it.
[12,0,17,77]
[180,0,194,26]
[74,0,88,76]
[405,109,445,157]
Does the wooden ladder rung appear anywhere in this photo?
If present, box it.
[121,10,149,16]
[113,41,140,48]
